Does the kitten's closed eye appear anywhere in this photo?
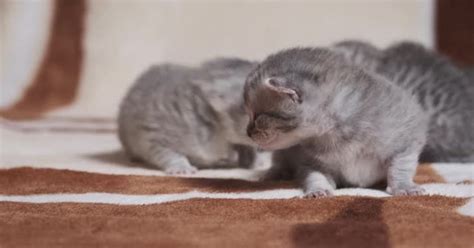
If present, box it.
[254,112,297,132]
[260,112,296,121]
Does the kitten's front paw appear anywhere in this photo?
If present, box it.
[303,189,333,198]
[164,165,198,175]
[388,185,425,196]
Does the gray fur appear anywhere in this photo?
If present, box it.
[118,58,257,174]
[334,40,474,162]
[244,47,428,196]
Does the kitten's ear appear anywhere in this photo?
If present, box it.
[263,77,301,103]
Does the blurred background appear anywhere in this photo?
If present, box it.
[0,0,473,119]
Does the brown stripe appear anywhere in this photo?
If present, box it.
[0,167,295,195]
[0,0,86,120]
[0,165,446,195]
[414,163,446,184]
[0,196,471,247]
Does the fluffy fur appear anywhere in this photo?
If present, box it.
[118,58,257,174]
[333,41,474,162]
[244,47,428,197]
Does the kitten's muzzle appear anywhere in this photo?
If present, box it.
[247,125,275,147]
[247,124,266,140]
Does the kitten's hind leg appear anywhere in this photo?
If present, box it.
[145,146,197,175]
[387,149,425,196]
[299,168,336,198]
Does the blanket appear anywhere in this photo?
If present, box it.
[1,114,473,247]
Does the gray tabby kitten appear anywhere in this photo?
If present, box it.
[333,41,474,162]
[118,58,257,174]
[244,47,428,197]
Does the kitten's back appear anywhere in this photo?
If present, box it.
[332,40,474,162]
[118,64,219,160]
[379,42,474,162]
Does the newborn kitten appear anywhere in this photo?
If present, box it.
[118,58,257,174]
[244,47,428,197]
[333,41,474,162]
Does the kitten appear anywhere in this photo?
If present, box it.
[244,47,428,197]
[333,41,474,162]
[118,58,257,174]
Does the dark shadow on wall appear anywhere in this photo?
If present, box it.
[291,198,391,248]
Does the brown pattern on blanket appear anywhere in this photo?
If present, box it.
[0,165,442,195]
[0,166,472,247]
[0,167,294,195]
[0,197,472,247]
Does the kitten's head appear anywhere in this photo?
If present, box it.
[243,48,344,150]
[244,76,303,150]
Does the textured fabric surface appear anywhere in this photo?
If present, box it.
[0,165,473,247]
[1,117,473,247]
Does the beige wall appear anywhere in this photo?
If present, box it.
[1,0,53,107]
[2,0,434,116]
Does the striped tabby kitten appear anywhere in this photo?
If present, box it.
[333,41,474,162]
[244,48,427,197]
[118,58,257,174]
